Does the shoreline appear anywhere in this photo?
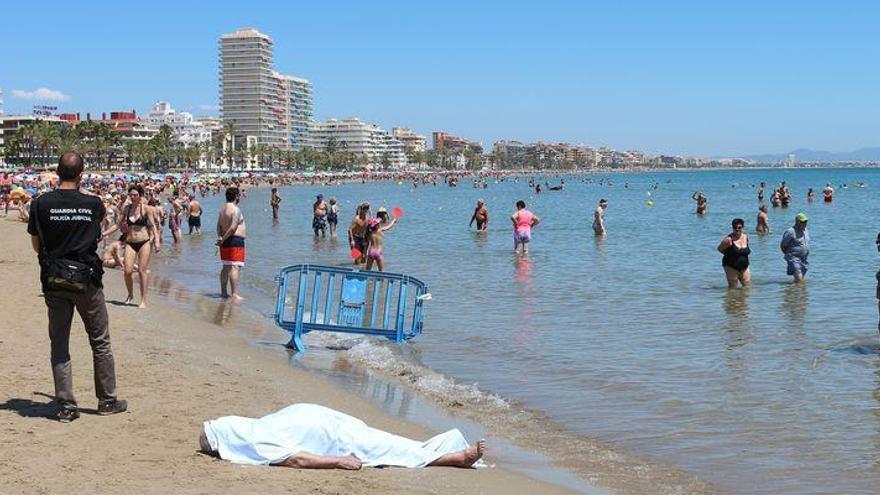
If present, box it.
[0,218,583,495]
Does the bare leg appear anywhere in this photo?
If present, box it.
[136,244,152,308]
[365,257,374,271]
[220,265,231,298]
[229,266,243,301]
[428,440,486,468]
[123,244,137,304]
[376,257,384,272]
[723,266,739,289]
[739,267,752,287]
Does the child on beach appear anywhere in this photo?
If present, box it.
[365,210,397,272]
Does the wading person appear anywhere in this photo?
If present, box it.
[692,191,707,215]
[592,198,608,235]
[187,194,202,234]
[511,200,540,255]
[781,212,810,283]
[348,202,369,264]
[217,187,246,300]
[756,205,770,234]
[101,184,161,308]
[327,197,339,238]
[469,199,488,231]
[270,188,282,220]
[718,218,751,288]
[27,152,127,422]
[365,209,398,272]
[312,194,327,237]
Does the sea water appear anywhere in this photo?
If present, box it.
[151,168,880,494]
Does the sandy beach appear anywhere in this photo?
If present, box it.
[0,218,579,495]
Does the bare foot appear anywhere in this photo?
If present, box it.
[124,295,134,305]
[462,439,486,467]
[138,301,147,309]
[231,294,244,302]
[429,439,486,468]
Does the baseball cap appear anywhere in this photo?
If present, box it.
[795,212,809,222]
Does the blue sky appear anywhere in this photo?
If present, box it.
[2,1,878,156]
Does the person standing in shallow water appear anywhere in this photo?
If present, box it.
[511,200,540,255]
[692,191,707,215]
[756,205,770,234]
[312,194,327,237]
[216,187,247,300]
[875,232,880,336]
[270,188,282,220]
[469,199,488,231]
[781,213,810,283]
[592,198,608,235]
[718,218,751,288]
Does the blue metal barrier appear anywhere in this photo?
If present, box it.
[273,264,431,352]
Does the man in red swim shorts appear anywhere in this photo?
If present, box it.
[216,187,246,300]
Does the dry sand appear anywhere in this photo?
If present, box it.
[0,218,583,495]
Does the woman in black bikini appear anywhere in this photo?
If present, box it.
[717,218,751,289]
[101,184,160,308]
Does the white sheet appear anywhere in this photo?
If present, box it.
[203,403,473,468]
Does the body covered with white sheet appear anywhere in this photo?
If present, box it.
[203,403,473,468]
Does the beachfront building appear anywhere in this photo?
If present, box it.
[432,131,483,155]
[307,118,407,169]
[392,127,427,153]
[0,114,68,166]
[219,27,314,165]
[145,101,212,147]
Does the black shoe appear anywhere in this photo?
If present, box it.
[54,407,80,423]
[97,399,128,416]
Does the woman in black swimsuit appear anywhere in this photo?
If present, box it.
[101,184,160,308]
[717,218,751,289]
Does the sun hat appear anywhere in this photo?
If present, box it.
[795,212,809,222]
[377,206,387,213]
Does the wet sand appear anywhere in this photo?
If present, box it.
[0,218,579,495]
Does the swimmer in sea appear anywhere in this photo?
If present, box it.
[364,210,397,272]
[756,204,770,234]
[692,191,708,215]
[511,200,540,255]
[469,199,489,231]
[823,183,834,203]
[718,218,751,289]
[592,198,607,236]
[758,182,765,202]
[807,188,815,202]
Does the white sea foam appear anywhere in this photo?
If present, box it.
[310,332,510,410]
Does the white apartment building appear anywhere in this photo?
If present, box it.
[145,101,211,147]
[308,118,407,168]
[391,127,427,153]
[219,28,313,155]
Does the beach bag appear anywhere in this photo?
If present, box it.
[45,258,92,293]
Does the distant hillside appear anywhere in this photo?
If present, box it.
[743,147,880,163]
